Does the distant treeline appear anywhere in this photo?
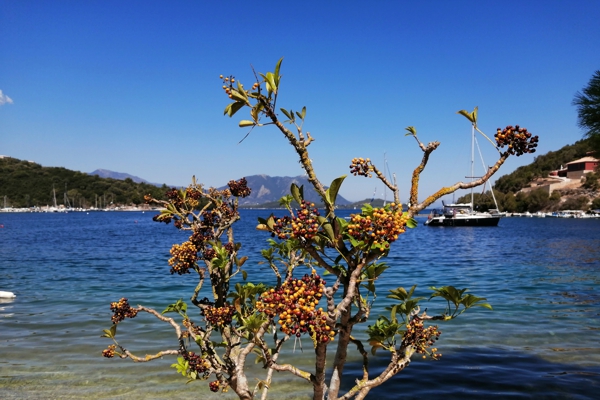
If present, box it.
[457,187,600,213]
[0,157,168,208]
[494,138,595,193]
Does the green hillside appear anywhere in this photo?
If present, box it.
[494,137,596,193]
[0,157,168,208]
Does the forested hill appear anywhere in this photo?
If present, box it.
[0,157,168,208]
[494,137,596,193]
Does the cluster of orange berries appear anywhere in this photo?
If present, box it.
[182,350,211,377]
[272,201,321,241]
[220,75,236,98]
[347,205,408,247]
[256,272,335,344]
[202,304,235,327]
[495,125,539,156]
[228,177,252,198]
[402,317,442,360]
[349,158,374,177]
[110,298,138,324]
[102,344,117,358]
[168,241,198,275]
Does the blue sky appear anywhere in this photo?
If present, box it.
[1,1,599,203]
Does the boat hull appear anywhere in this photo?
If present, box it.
[425,215,500,227]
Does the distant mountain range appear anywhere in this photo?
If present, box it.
[89,170,351,206]
[218,175,351,206]
[89,169,151,184]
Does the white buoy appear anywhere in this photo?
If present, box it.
[0,291,16,298]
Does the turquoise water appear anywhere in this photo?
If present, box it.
[0,211,599,399]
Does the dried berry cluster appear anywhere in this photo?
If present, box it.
[110,297,138,324]
[349,157,374,177]
[401,317,442,360]
[228,177,251,198]
[182,351,211,377]
[166,188,184,208]
[209,380,221,392]
[102,344,116,358]
[202,304,235,327]
[347,205,408,247]
[152,213,173,224]
[185,186,203,208]
[273,201,321,241]
[495,125,539,156]
[256,272,335,344]
[168,241,198,275]
[182,317,203,337]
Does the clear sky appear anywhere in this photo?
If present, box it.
[2,1,600,204]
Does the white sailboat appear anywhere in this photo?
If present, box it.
[425,114,500,227]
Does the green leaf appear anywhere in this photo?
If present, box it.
[457,107,478,125]
[280,108,293,120]
[290,183,304,204]
[101,324,117,339]
[266,215,275,230]
[460,294,493,310]
[265,72,277,95]
[226,101,245,117]
[273,57,283,85]
[242,270,248,280]
[236,81,249,101]
[251,103,264,122]
[404,126,417,136]
[239,120,255,127]
[405,215,418,229]
[325,175,346,207]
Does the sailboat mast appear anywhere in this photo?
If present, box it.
[470,124,475,210]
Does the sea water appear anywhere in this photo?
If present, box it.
[0,211,598,399]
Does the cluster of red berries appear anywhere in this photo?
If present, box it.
[402,317,442,360]
[209,380,221,392]
[110,298,138,324]
[272,201,321,241]
[102,344,116,358]
[182,351,211,377]
[350,158,374,177]
[256,272,335,344]
[495,125,539,156]
[168,241,198,275]
[347,205,408,247]
[228,177,251,198]
[202,304,235,327]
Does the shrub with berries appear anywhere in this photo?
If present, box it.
[101,59,534,400]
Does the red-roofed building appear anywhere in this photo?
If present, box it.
[565,156,598,179]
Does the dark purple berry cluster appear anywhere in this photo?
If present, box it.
[495,125,539,156]
[228,177,252,198]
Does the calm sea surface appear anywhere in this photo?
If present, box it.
[0,210,599,399]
